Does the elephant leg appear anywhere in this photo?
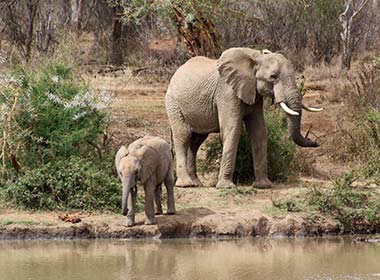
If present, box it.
[154,184,163,215]
[168,115,193,187]
[244,99,273,189]
[172,126,197,187]
[164,165,176,215]
[143,180,156,225]
[216,118,242,189]
[125,187,137,227]
[187,133,208,186]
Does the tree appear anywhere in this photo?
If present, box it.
[170,4,222,58]
[70,0,83,35]
[0,0,40,61]
[110,0,224,58]
[339,0,370,70]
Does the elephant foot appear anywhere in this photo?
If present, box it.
[144,218,156,225]
[190,176,202,186]
[124,217,135,227]
[155,210,163,215]
[167,208,176,215]
[216,179,236,189]
[253,178,273,189]
[176,176,200,188]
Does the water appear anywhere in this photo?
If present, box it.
[0,238,379,280]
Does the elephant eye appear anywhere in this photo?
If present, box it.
[270,74,278,80]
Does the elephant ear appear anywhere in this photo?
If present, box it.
[217,48,259,105]
[135,146,156,183]
[115,146,129,171]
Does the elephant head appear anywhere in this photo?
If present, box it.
[217,48,322,147]
[115,146,141,216]
[115,144,156,216]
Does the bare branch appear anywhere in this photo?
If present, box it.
[352,0,370,19]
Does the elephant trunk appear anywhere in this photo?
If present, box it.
[285,92,319,148]
[287,114,319,147]
[122,175,136,216]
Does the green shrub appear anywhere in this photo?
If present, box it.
[270,173,380,232]
[1,156,144,213]
[0,61,135,213]
[202,111,297,184]
[306,173,380,233]
[343,57,380,182]
[1,157,118,211]
[359,109,380,180]
[0,61,110,181]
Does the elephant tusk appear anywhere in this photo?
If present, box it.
[280,102,300,116]
[302,104,324,112]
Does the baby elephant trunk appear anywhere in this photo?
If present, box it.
[122,175,136,216]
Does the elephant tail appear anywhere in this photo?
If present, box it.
[169,129,175,159]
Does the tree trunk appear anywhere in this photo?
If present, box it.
[70,0,83,35]
[170,5,222,58]
[340,0,369,71]
[25,0,39,62]
[110,5,124,65]
[76,0,83,36]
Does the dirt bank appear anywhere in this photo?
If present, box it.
[0,208,342,240]
[0,182,365,240]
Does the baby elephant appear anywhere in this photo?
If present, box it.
[115,135,176,226]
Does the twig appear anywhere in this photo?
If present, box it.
[305,124,312,138]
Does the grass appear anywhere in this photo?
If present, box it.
[270,173,380,233]
[219,187,256,197]
[0,219,55,228]
[262,205,288,217]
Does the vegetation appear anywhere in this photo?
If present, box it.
[1,156,120,212]
[272,173,380,233]
[308,173,380,232]
[0,61,131,212]
[0,61,109,181]
[202,111,297,184]
[334,55,380,182]
[0,1,378,70]
[357,110,380,181]
[0,0,379,233]
[219,187,256,197]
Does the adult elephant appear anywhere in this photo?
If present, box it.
[165,48,322,189]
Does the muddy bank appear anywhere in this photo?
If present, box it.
[0,208,344,240]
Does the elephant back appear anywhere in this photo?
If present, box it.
[128,136,172,182]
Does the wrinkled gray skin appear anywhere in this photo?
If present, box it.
[115,135,176,226]
[166,48,319,189]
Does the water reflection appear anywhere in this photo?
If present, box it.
[0,238,379,280]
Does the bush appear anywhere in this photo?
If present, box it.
[202,111,297,184]
[306,173,380,233]
[359,110,380,180]
[0,156,144,213]
[271,173,380,233]
[342,57,380,182]
[0,61,135,213]
[0,61,110,181]
[1,157,119,211]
